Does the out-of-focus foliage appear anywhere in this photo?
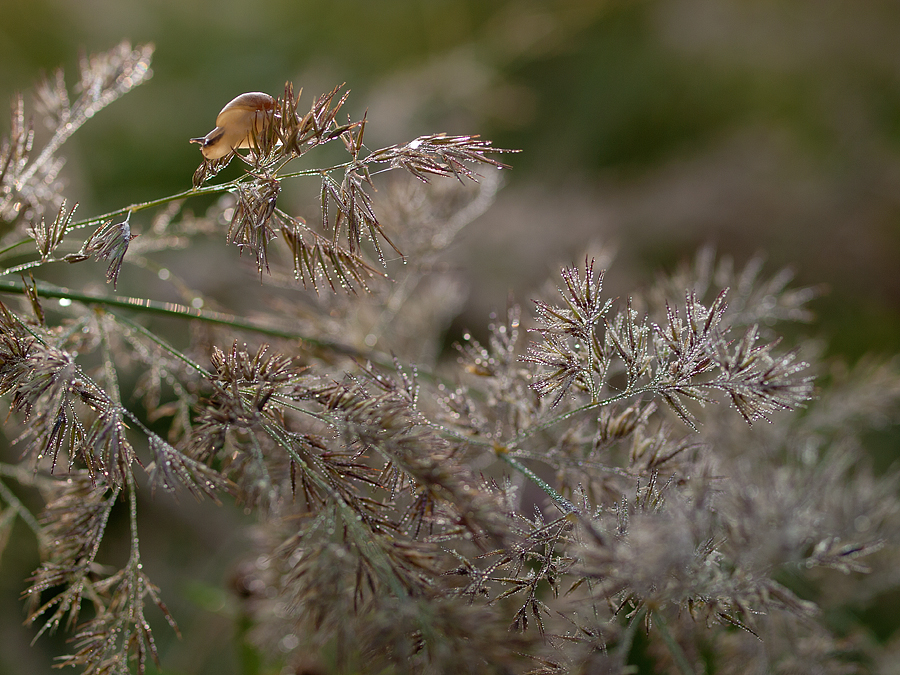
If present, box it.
[2,1,898,358]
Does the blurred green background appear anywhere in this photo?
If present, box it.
[2,0,899,672]
[2,0,899,359]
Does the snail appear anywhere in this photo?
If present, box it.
[190,92,275,160]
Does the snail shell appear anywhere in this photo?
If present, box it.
[190,92,275,160]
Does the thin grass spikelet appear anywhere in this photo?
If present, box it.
[28,199,76,261]
[277,209,380,293]
[65,211,138,288]
[364,133,513,183]
[228,178,281,275]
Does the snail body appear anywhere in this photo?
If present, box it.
[191,92,275,160]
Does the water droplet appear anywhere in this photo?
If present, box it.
[280,634,300,652]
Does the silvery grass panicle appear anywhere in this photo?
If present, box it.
[0,43,898,675]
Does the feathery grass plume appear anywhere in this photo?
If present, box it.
[523,258,814,428]
[0,42,898,675]
[23,474,120,640]
[27,475,179,675]
[1,42,152,233]
[192,81,514,280]
[298,363,514,545]
[429,254,896,673]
